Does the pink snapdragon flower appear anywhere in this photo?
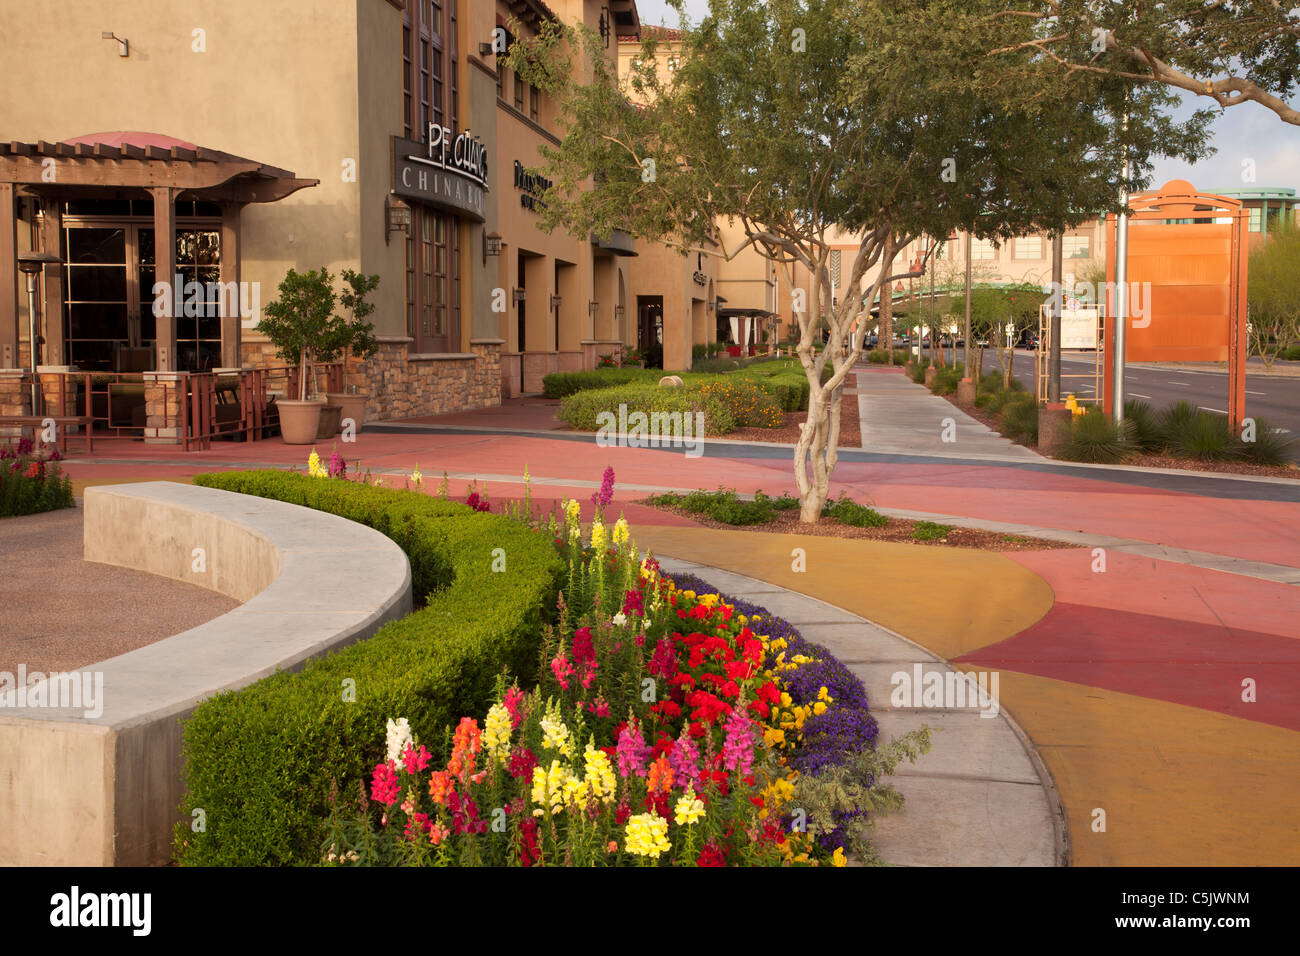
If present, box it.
[371,760,401,806]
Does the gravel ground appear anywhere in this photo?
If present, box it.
[0,503,238,673]
[639,500,1076,551]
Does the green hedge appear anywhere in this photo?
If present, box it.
[541,368,648,398]
[175,471,565,866]
[556,384,736,434]
[543,359,829,412]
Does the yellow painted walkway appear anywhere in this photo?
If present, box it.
[635,525,1300,866]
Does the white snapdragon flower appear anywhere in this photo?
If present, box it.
[385,717,413,765]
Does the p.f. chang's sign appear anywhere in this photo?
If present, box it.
[392,124,489,222]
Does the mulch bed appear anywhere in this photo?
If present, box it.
[936,392,1300,480]
[1122,454,1300,480]
[726,391,861,446]
[639,500,1077,552]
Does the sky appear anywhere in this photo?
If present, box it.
[632,0,1300,193]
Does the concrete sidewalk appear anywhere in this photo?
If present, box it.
[656,555,1064,866]
[855,367,1042,461]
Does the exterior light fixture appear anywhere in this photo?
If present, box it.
[385,194,411,244]
[614,305,626,320]
[707,300,716,314]
[551,294,563,310]
[512,287,526,306]
[479,42,495,57]
[588,300,600,314]
[17,251,61,409]
[485,232,503,256]
[101,31,129,56]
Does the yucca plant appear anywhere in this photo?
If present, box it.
[1169,410,1236,461]
[1123,399,1163,452]
[1235,417,1297,466]
[1157,400,1200,451]
[1059,407,1136,463]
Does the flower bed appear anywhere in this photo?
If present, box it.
[174,471,566,866]
[0,438,74,518]
[321,482,930,867]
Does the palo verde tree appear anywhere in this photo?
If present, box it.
[1248,220,1300,367]
[512,0,1208,521]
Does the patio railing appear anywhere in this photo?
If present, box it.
[0,363,344,452]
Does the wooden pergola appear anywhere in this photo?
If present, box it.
[0,134,317,372]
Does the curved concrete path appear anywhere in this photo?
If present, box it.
[655,556,1065,867]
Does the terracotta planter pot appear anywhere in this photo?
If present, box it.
[278,400,325,445]
[315,403,343,439]
[326,393,367,432]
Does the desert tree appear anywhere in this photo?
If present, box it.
[511,0,1209,520]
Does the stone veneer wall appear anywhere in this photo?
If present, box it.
[240,339,502,421]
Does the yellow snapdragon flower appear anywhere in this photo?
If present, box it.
[673,787,706,827]
[584,743,617,804]
[483,702,512,764]
[624,812,671,858]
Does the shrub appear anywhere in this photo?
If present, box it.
[557,384,735,435]
[542,368,647,398]
[912,521,952,541]
[1157,401,1200,450]
[906,357,930,384]
[690,379,784,428]
[1236,417,1297,465]
[999,394,1039,445]
[930,363,964,395]
[824,493,888,528]
[1058,406,1136,463]
[0,443,74,518]
[175,471,565,865]
[866,349,910,365]
[1175,413,1232,463]
[1123,399,1163,452]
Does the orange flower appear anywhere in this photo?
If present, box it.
[646,755,674,794]
[428,770,455,805]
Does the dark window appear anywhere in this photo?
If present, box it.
[514,72,524,111]
[529,83,539,122]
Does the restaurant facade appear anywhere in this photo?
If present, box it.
[1,0,717,442]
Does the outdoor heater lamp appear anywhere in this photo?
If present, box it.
[16,251,62,411]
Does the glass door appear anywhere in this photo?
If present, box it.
[63,226,130,371]
[63,207,220,372]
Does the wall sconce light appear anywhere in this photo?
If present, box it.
[550,294,563,310]
[101,31,129,57]
[512,287,526,306]
[614,305,626,320]
[385,194,411,245]
[588,300,600,314]
[485,232,503,256]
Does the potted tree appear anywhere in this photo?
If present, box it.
[321,270,380,433]
[258,266,379,444]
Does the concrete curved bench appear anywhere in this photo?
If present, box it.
[0,481,412,866]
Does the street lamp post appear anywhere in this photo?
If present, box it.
[16,251,62,414]
[1113,112,1131,423]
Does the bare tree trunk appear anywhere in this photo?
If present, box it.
[880,278,893,364]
